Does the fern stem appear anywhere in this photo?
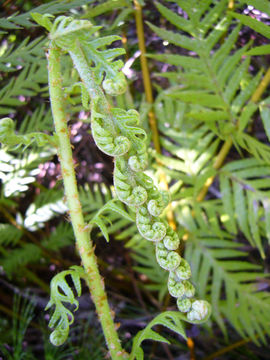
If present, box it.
[48,43,126,360]
[202,334,260,360]
[133,0,160,153]
[196,138,233,202]
[228,0,234,10]
[251,67,270,102]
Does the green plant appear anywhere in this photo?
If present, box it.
[0,7,210,360]
[1,0,270,359]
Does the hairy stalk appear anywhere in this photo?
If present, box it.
[48,43,126,360]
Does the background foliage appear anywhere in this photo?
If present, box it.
[0,0,270,359]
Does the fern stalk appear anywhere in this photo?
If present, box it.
[133,0,160,152]
[48,43,126,360]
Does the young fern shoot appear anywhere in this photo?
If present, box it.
[44,15,211,321]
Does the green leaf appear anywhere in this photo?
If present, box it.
[129,311,188,360]
[31,12,53,31]
[246,44,270,56]
[260,98,270,141]
[170,91,225,109]
[90,200,135,242]
[146,21,199,52]
[154,2,193,35]
[240,0,270,16]
[230,11,270,38]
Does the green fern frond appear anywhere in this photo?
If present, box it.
[18,105,53,134]
[83,0,131,19]
[33,15,126,90]
[185,233,270,344]
[129,311,186,360]
[0,62,48,114]
[233,132,270,165]
[46,265,85,346]
[42,222,74,251]
[80,183,113,222]
[129,308,211,360]
[1,243,42,277]
[0,224,22,246]
[149,0,264,144]
[220,157,270,256]
[0,36,46,72]
[0,0,92,30]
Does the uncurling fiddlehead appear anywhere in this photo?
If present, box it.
[45,266,85,346]
[37,15,211,345]
[59,16,211,322]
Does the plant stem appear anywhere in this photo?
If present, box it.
[133,0,160,153]
[48,43,126,360]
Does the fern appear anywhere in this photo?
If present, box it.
[129,309,211,360]
[186,230,270,344]
[0,62,48,114]
[45,266,85,346]
[147,0,270,345]
[0,36,46,72]
[0,0,92,30]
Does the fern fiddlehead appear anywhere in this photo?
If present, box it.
[45,15,211,323]
[28,14,211,352]
[45,266,85,346]
[47,16,211,322]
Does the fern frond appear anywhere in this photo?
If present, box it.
[42,222,74,251]
[129,308,211,360]
[45,266,85,346]
[220,157,270,256]
[185,233,270,344]
[0,0,91,30]
[0,224,22,246]
[234,132,270,165]
[1,243,42,277]
[149,0,263,144]
[33,15,126,92]
[0,36,46,72]
[0,62,47,114]
[129,311,186,360]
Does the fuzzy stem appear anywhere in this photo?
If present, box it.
[48,43,126,360]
